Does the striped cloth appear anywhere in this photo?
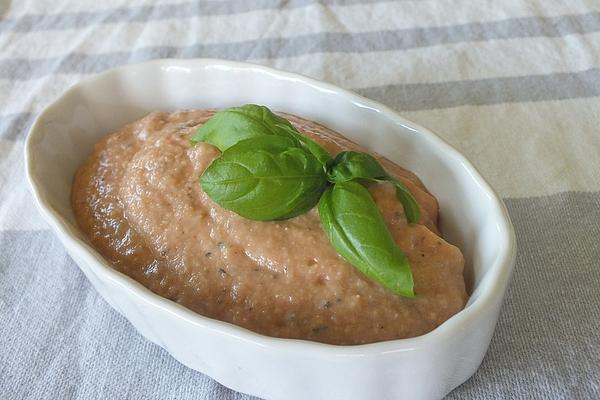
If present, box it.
[1,1,599,399]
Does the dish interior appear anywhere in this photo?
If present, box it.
[27,60,508,332]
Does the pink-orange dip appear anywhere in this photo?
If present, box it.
[71,110,468,345]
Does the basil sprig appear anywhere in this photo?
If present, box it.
[192,104,420,297]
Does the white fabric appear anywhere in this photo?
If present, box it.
[1,1,599,398]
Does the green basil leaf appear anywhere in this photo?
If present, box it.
[318,181,415,297]
[191,104,333,166]
[327,151,421,224]
[190,104,295,150]
[201,136,328,220]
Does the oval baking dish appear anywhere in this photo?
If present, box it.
[25,59,516,400]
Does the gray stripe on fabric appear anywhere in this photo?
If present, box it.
[450,191,600,398]
[0,191,598,398]
[2,11,600,81]
[0,112,36,141]
[357,68,600,111]
[0,0,388,34]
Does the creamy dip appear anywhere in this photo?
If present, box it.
[72,110,467,345]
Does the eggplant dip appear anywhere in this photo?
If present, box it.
[72,105,467,345]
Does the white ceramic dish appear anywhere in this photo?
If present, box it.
[25,59,515,400]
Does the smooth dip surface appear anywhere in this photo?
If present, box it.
[72,110,468,345]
